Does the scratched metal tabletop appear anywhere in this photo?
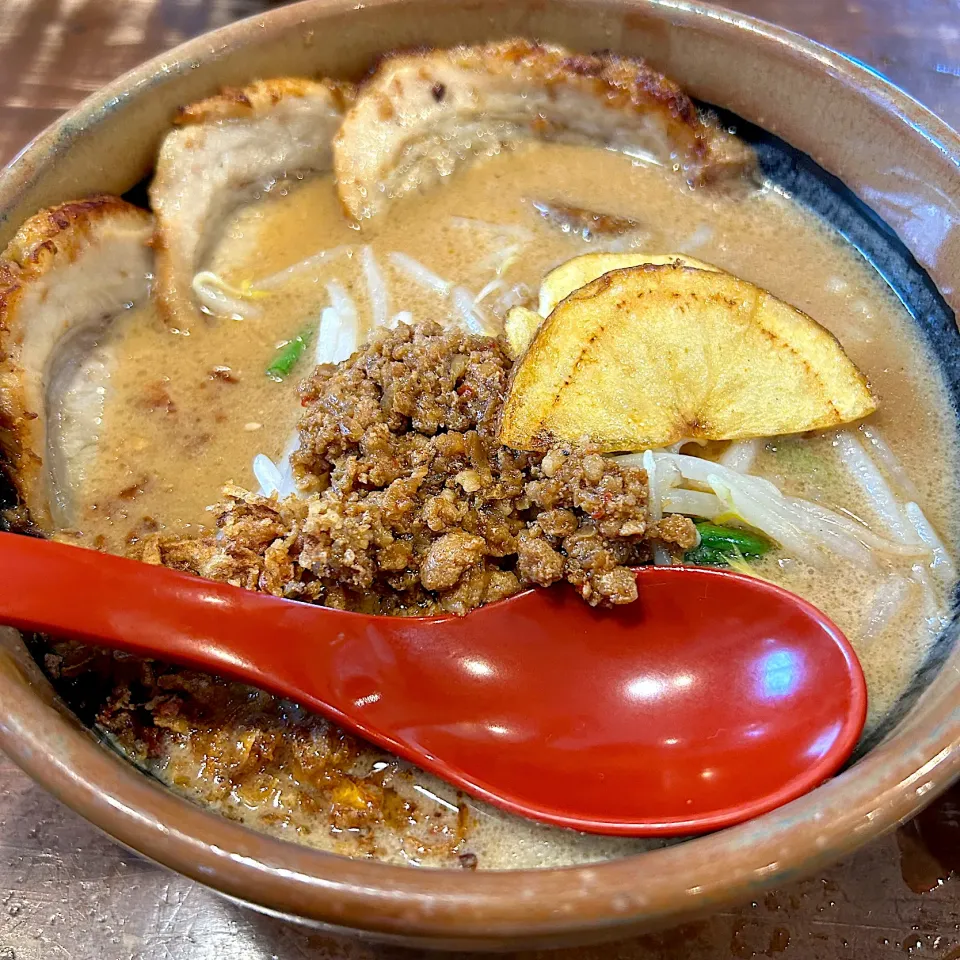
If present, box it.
[0,1,958,958]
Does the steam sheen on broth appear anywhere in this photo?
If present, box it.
[52,140,958,869]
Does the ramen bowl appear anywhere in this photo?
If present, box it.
[0,0,958,949]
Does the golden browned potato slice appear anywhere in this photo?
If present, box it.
[539,252,719,316]
[499,264,877,452]
[502,252,720,360]
[503,306,543,360]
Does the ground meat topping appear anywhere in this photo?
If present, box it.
[139,323,695,614]
[34,637,470,864]
[651,513,700,550]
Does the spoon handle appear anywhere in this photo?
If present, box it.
[0,532,377,708]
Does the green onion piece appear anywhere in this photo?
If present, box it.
[696,522,771,556]
[684,544,731,567]
[266,327,313,381]
[684,522,772,567]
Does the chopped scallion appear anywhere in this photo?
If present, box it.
[266,326,313,381]
[685,521,772,567]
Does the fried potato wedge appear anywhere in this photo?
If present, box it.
[539,252,719,316]
[504,306,544,360]
[502,252,720,361]
[499,264,877,452]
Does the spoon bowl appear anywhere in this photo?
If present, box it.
[0,532,866,834]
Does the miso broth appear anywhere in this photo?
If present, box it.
[56,139,958,868]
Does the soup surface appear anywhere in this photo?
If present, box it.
[47,139,959,869]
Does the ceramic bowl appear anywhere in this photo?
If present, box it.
[0,0,958,950]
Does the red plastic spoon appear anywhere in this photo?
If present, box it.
[0,533,866,835]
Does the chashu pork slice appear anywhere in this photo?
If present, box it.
[0,196,153,530]
[150,77,352,330]
[334,40,754,220]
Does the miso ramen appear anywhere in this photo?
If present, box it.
[1,40,955,870]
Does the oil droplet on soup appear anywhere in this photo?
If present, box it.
[70,141,958,868]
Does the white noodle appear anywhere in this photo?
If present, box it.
[475,277,506,305]
[904,501,957,583]
[617,447,931,568]
[252,454,283,497]
[859,424,921,501]
[909,563,949,641]
[859,576,914,645]
[335,308,359,362]
[707,474,822,565]
[652,545,672,567]
[257,289,334,498]
[719,439,760,473]
[628,453,885,565]
[497,244,523,276]
[642,454,738,488]
[661,489,725,519]
[478,243,523,276]
[493,282,532,316]
[835,428,944,572]
[451,287,491,335]
[644,451,661,523]
[618,453,715,484]
[255,245,352,290]
[315,306,340,364]
[655,458,683,491]
[783,500,878,565]
[255,435,301,500]
[361,246,389,328]
[388,252,451,296]
[644,450,671,565]
[191,271,261,320]
[315,305,356,365]
[325,280,357,325]
[273,431,302,499]
[790,499,927,561]
[832,429,916,543]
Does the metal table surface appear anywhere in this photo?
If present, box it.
[0,1,958,957]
